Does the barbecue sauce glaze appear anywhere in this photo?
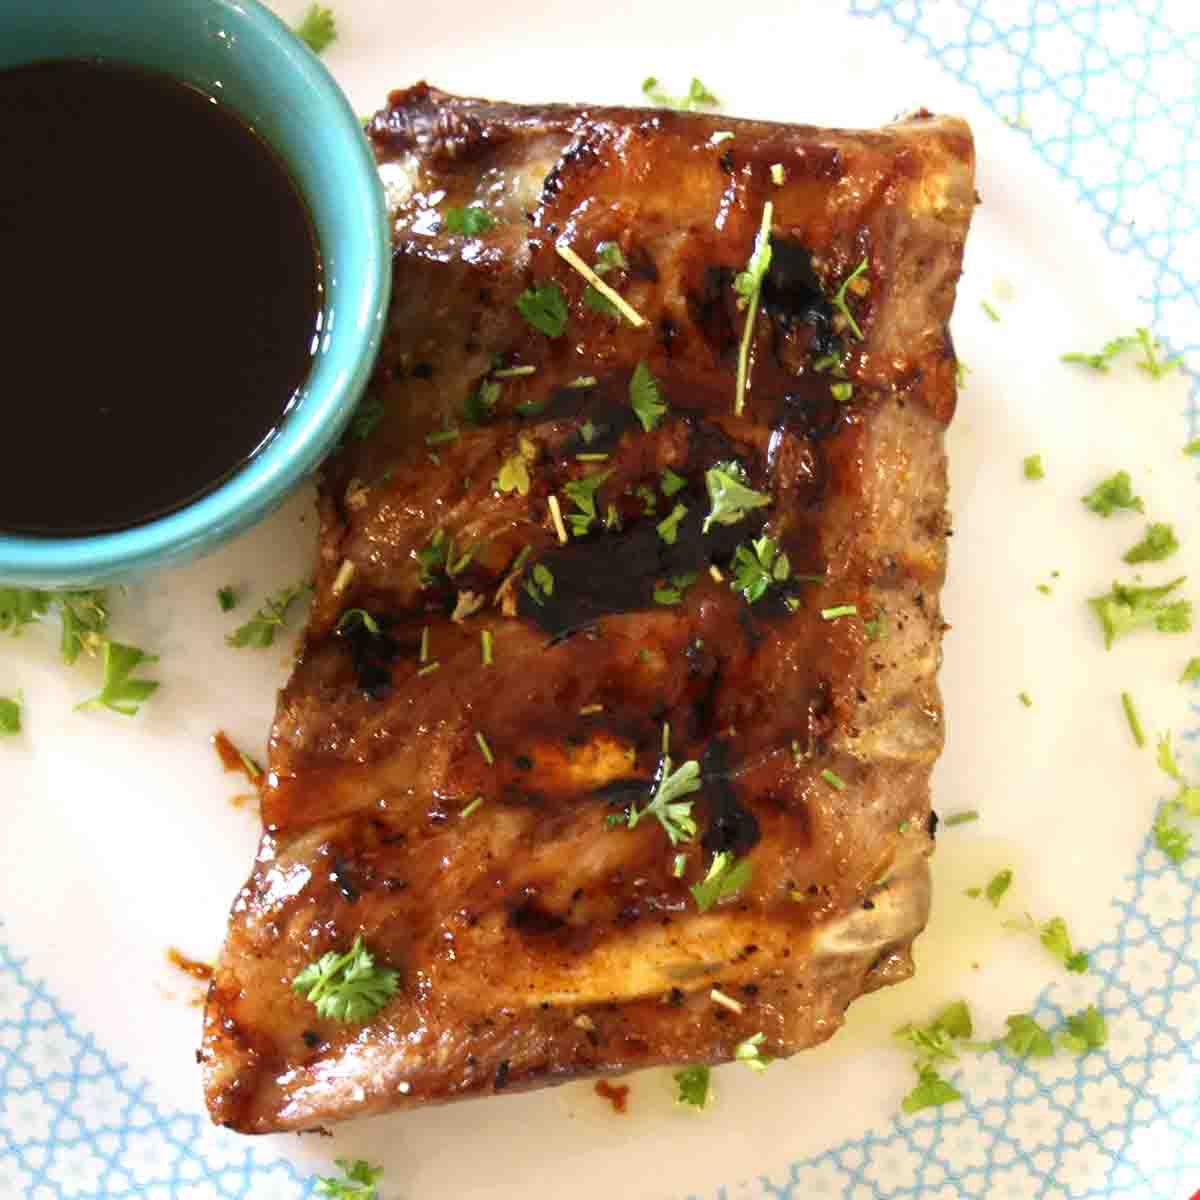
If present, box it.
[0,61,322,536]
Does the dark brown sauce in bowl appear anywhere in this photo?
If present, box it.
[0,61,322,537]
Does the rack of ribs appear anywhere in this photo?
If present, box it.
[201,83,975,1133]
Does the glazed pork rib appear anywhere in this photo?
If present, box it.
[202,85,975,1132]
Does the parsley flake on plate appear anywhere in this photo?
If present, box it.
[1181,658,1200,684]
[0,587,51,634]
[996,1013,1055,1059]
[1023,454,1044,481]
[690,850,752,912]
[703,460,770,533]
[76,641,159,717]
[943,809,979,826]
[1004,914,1090,973]
[0,696,20,736]
[444,206,496,236]
[1058,1005,1108,1054]
[1061,328,1179,377]
[1123,522,1179,564]
[730,535,789,603]
[630,361,667,431]
[1089,577,1192,648]
[314,1158,383,1199]
[294,4,336,54]
[1082,470,1143,517]
[673,1064,711,1108]
[901,1064,962,1114]
[293,935,399,1024]
[894,1000,973,1068]
[516,281,568,337]
[641,76,720,111]
[1121,691,1146,748]
[226,583,308,649]
[216,586,238,612]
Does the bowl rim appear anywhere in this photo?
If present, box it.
[0,0,390,588]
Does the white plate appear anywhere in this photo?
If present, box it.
[3,3,1198,1198]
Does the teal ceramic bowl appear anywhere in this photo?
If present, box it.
[0,0,390,588]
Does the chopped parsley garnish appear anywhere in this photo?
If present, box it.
[1059,1005,1107,1054]
[637,485,658,515]
[656,503,688,545]
[894,1000,973,1067]
[1023,454,1044,481]
[996,1013,1054,1059]
[1005,914,1090,973]
[314,1158,383,1199]
[524,563,554,606]
[1181,658,1200,684]
[630,361,667,431]
[901,1065,962,1114]
[347,394,384,442]
[661,467,688,498]
[1121,691,1146,748]
[481,630,494,666]
[628,751,701,845]
[0,587,51,634]
[865,616,886,641]
[0,696,20,736]
[227,584,307,648]
[1089,576,1192,648]
[294,4,337,54]
[444,206,496,236]
[981,868,1013,906]
[463,378,500,425]
[497,438,537,496]
[641,76,720,111]
[516,281,568,337]
[461,796,484,819]
[415,530,449,584]
[1152,732,1200,864]
[820,768,846,790]
[830,380,853,403]
[216,586,237,612]
[74,641,159,716]
[474,731,495,765]
[690,850,752,912]
[292,935,399,1024]
[654,572,699,606]
[821,604,857,620]
[337,608,381,636]
[59,591,110,663]
[943,810,979,826]
[673,1064,711,1108]
[1062,328,1179,377]
[733,202,773,416]
[563,470,612,536]
[730,535,789,603]
[1186,438,1200,456]
[425,427,460,447]
[830,257,869,341]
[981,300,1000,322]
[734,1033,774,1073]
[1123,522,1179,564]
[1018,690,1033,707]
[703,461,770,533]
[1082,470,1143,517]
